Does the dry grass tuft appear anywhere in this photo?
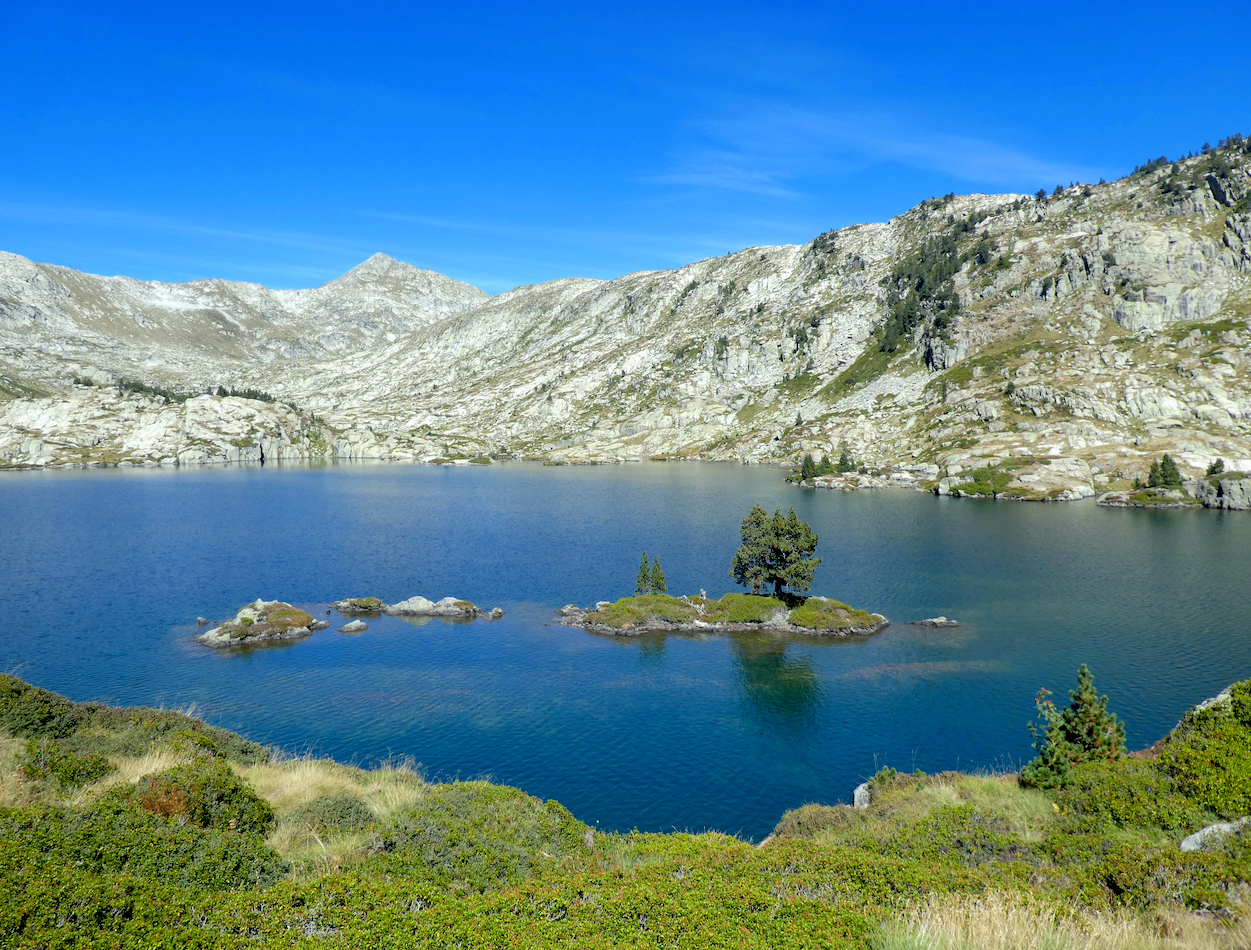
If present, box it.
[874,892,1251,950]
[239,755,426,821]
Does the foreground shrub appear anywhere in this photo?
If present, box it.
[122,757,275,835]
[0,673,269,765]
[772,803,866,840]
[1056,759,1201,831]
[292,795,377,833]
[368,782,591,890]
[0,801,287,891]
[1154,686,1251,819]
[18,738,115,789]
[0,674,84,739]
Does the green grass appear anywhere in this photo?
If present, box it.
[5,674,1251,946]
[581,593,883,630]
[583,592,785,628]
[787,598,884,631]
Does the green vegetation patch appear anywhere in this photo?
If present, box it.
[0,798,287,892]
[292,795,378,834]
[819,341,892,400]
[368,781,590,892]
[0,674,269,763]
[584,593,788,628]
[787,598,883,632]
[117,757,276,836]
[6,669,1251,945]
[18,738,115,790]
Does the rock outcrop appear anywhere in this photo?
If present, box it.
[196,600,323,648]
[385,596,502,620]
[4,138,1251,491]
[1186,474,1251,509]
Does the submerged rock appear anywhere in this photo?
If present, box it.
[196,600,318,648]
[914,617,959,628]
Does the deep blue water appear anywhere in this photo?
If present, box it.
[1,461,1249,840]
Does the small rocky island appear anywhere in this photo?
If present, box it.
[197,595,504,648]
[331,595,503,620]
[195,600,329,647]
[558,592,888,638]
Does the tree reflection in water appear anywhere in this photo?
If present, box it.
[730,635,822,727]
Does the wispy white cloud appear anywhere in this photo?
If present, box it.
[0,200,369,258]
[649,102,1097,196]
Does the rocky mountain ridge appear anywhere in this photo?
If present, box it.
[2,136,1250,501]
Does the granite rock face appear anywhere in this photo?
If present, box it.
[4,141,1251,495]
[1186,475,1251,509]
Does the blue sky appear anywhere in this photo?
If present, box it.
[2,1,1248,294]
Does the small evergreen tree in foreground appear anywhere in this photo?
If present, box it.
[729,504,821,599]
[1020,664,1126,790]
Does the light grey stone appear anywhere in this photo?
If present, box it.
[853,782,871,809]
[1180,817,1250,852]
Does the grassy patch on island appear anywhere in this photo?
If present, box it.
[580,592,881,630]
[787,597,885,631]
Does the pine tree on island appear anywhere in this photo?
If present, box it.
[635,551,667,595]
[649,557,667,594]
[636,552,651,595]
[729,504,821,599]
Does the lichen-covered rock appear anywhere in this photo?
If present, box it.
[385,596,482,618]
[195,600,317,648]
[1186,475,1251,510]
[384,596,435,615]
[332,597,385,615]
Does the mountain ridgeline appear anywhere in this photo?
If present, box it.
[2,136,1250,498]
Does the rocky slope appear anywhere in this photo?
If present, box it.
[2,136,1250,498]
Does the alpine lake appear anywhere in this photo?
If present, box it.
[2,461,1248,841]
